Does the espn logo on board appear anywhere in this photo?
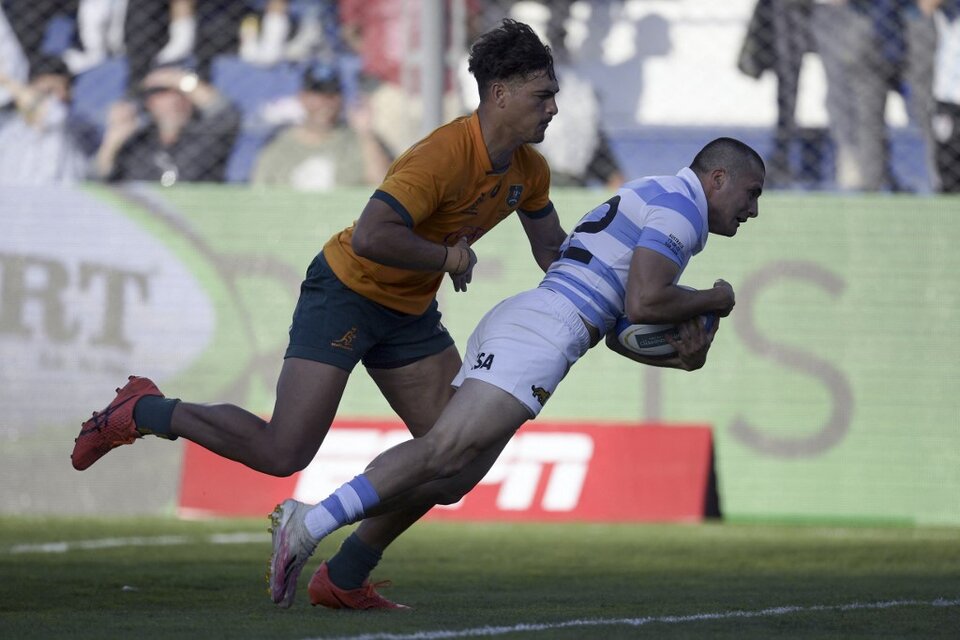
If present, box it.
[178,420,717,522]
[293,430,594,512]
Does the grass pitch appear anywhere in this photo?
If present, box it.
[1,517,958,639]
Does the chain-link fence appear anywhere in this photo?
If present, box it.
[0,0,957,192]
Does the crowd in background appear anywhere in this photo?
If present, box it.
[0,0,957,192]
[739,0,960,193]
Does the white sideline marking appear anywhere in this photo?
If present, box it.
[7,532,270,554]
[311,598,960,640]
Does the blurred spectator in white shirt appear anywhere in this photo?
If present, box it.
[0,56,96,185]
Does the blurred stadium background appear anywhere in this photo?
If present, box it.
[1,0,958,530]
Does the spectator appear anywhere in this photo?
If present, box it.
[339,0,483,158]
[903,0,940,190]
[239,0,343,66]
[738,0,815,187]
[119,1,344,85]
[251,62,390,190]
[123,0,193,92]
[541,97,625,189]
[0,56,97,185]
[811,0,937,191]
[3,0,79,72]
[95,62,241,184]
[931,0,960,191]
[537,69,625,189]
[486,1,624,189]
[0,3,30,107]
[239,0,293,66]
[62,0,127,75]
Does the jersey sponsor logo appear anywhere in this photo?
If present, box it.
[331,327,358,350]
[665,233,684,258]
[531,385,551,406]
[471,352,494,370]
[506,185,523,207]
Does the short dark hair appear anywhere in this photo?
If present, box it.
[467,19,555,96]
[301,62,341,94]
[691,137,765,179]
[28,55,71,82]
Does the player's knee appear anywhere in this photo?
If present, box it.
[432,483,471,506]
[432,491,461,506]
[259,446,314,477]
[431,445,481,480]
[415,431,482,481]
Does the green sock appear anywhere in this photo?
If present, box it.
[132,395,180,440]
[326,532,383,590]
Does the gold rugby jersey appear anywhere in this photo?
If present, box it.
[323,111,553,315]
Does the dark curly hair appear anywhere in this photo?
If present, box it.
[467,19,555,96]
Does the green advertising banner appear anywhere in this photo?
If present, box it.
[2,185,958,524]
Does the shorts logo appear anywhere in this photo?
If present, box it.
[331,327,358,350]
[471,352,494,370]
[506,185,523,207]
[531,385,551,406]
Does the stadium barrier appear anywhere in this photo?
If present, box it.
[2,184,958,525]
[178,421,719,522]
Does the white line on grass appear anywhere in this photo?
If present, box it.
[311,598,960,640]
[7,532,270,554]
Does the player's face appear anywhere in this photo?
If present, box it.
[300,89,341,126]
[708,167,764,237]
[503,70,559,144]
[30,73,70,102]
[144,88,193,129]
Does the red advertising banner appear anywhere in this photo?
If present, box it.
[178,420,716,522]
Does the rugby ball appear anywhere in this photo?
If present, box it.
[614,313,717,358]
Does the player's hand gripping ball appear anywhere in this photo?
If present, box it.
[614,312,717,358]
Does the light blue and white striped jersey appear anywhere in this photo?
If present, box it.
[539,167,709,334]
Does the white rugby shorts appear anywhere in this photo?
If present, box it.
[451,287,592,417]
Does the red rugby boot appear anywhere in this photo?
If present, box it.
[308,561,410,610]
[71,376,163,470]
